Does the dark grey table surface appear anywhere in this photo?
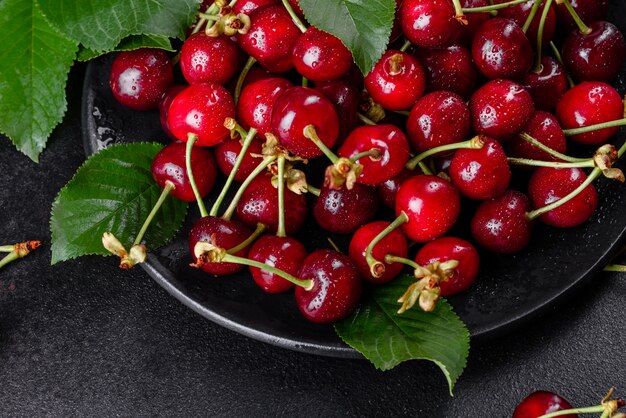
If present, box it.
[0,63,625,418]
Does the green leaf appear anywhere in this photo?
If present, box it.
[335,275,470,395]
[38,0,201,52]
[77,34,175,62]
[50,143,188,264]
[297,0,396,75]
[0,0,78,162]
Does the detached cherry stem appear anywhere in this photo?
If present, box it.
[518,132,587,163]
[532,0,555,73]
[276,155,287,238]
[234,57,257,104]
[281,0,307,33]
[186,134,209,218]
[558,0,592,35]
[365,212,409,278]
[0,241,41,270]
[406,136,485,171]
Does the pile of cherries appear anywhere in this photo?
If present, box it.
[107,0,626,325]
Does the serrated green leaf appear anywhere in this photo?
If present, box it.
[335,275,469,395]
[0,0,78,162]
[50,143,188,264]
[298,0,395,75]
[77,34,175,62]
[38,0,201,53]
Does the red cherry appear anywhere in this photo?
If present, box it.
[459,0,491,42]
[449,137,511,200]
[337,124,410,185]
[151,142,217,202]
[555,0,608,32]
[159,85,187,140]
[233,0,279,15]
[414,237,480,296]
[295,250,362,324]
[286,0,304,17]
[376,168,413,209]
[313,183,379,234]
[270,86,339,158]
[507,111,567,162]
[555,81,623,145]
[400,0,462,49]
[248,235,307,293]
[315,79,360,146]
[528,167,598,228]
[349,221,409,284]
[494,0,556,48]
[109,48,173,111]
[214,137,264,182]
[471,18,533,81]
[406,91,471,153]
[167,83,235,146]
[415,44,478,101]
[470,79,535,142]
[513,391,576,418]
[471,190,533,254]
[292,27,353,82]
[395,175,461,242]
[522,57,569,112]
[180,34,241,85]
[237,77,294,135]
[364,50,426,111]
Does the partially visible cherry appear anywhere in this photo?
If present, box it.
[513,391,576,418]
[233,0,279,15]
[180,33,241,85]
[214,136,264,182]
[313,183,379,234]
[315,79,360,146]
[400,0,462,49]
[110,48,173,111]
[237,77,294,135]
[459,0,491,42]
[159,85,187,140]
[555,0,608,33]
[295,250,362,324]
[286,0,304,17]
[376,168,413,209]
[248,235,307,293]
[494,0,556,48]
[292,27,353,82]
[507,111,567,162]
[522,56,569,112]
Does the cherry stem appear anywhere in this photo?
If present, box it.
[0,251,20,270]
[0,241,41,270]
[191,18,208,34]
[365,212,409,278]
[223,252,314,289]
[198,13,221,21]
[186,134,209,218]
[462,0,529,13]
[538,405,606,418]
[522,0,541,33]
[234,56,257,104]
[222,156,277,220]
[0,245,14,252]
[549,41,575,87]
[392,109,410,117]
[451,0,467,21]
[357,112,377,126]
[209,127,258,217]
[518,132,587,163]
[303,125,339,164]
[558,0,591,35]
[418,161,434,175]
[307,184,321,196]
[227,223,266,254]
[281,0,307,33]
[133,181,175,246]
[277,155,287,238]
[532,0,555,73]
[406,137,485,170]
[302,76,309,87]
[563,118,626,136]
[508,157,594,169]
[384,254,421,270]
[349,148,382,163]
[327,237,342,253]
[605,264,626,272]
[400,40,412,52]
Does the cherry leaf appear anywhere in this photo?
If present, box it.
[77,34,175,62]
[0,0,78,162]
[334,275,470,395]
[50,142,188,264]
[297,0,396,75]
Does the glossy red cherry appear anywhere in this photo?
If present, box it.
[295,250,362,324]
[449,137,511,200]
[507,111,567,162]
[167,83,235,146]
[522,57,569,112]
[159,85,187,140]
[415,44,478,101]
[151,142,218,202]
[214,136,264,182]
[233,0,279,15]
[377,169,413,209]
[528,167,598,228]
[316,79,360,146]
[400,0,462,49]
[349,221,409,284]
[470,79,535,142]
[313,183,379,234]
[470,190,533,254]
[337,125,410,185]
[395,175,461,243]
[270,86,339,158]
[109,48,173,111]
[471,18,533,81]
[365,50,426,111]
[556,0,608,32]
[248,235,307,293]
[513,391,576,418]
[414,237,480,296]
[180,34,240,85]
[292,27,353,82]
[237,5,301,72]
[235,173,308,235]
[494,0,556,48]
[237,77,293,135]
[406,91,471,153]
[562,21,626,83]
[555,81,623,145]
[189,217,252,276]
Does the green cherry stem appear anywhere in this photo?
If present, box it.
[522,0,541,33]
[277,155,287,238]
[222,156,277,220]
[209,126,258,217]
[400,40,412,52]
[418,161,434,175]
[303,125,339,164]
[507,157,595,169]
[227,223,267,254]
[384,254,421,270]
[462,0,529,13]
[302,76,309,87]
[558,0,592,35]
[222,253,314,289]
[0,241,41,270]
[0,245,14,252]
[605,264,626,272]
[307,184,321,196]
[282,0,307,33]
[133,181,175,246]
[563,118,626,137]
[406,136,485,170]
[365,212,409,278]
[234,56,257,104]
[532,0,555,73]
[538,406,607,418]
[549,41,575,87]
[186,134,209,218]
[518,132,587,162]
[357,113,378,126]
[349,148,382,163]
[451,0,467,22]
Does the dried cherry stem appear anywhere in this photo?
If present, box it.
[406,136,485,170]
[563,118,626,136]
[134,181,176,247]
[357,112,377,126]
[538,387,625,418]
[281,0,307,33]
[532,0,555,73]
[605,264,626,272]
[518,132,587,162]
[227,223,266,254]
[276,155,287,237]
[234,56,257,104]
[556,0,591,35]
[0,241,41,270]
[462,0,529,13]
[521,0,541,32]
[508,157,595,169]
[365,212,409,278]
[303,125,339,164]
[222,156,278,220]
[209,125,258,216]
[186,134,209,218]
[349,148,382,163]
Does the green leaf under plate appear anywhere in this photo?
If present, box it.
[77,34,175,62]
[0,0,78,162]
[335,275,470,395]
[38,0,201,53]
[50,143,188,264]
[297,0,396,75]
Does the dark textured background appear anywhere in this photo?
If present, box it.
[1,62,626,418]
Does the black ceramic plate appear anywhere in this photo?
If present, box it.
[82,4,626,357]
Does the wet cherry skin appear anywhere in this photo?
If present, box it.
[233,0,280,15]
[292,27,353,82]
[237,77,294,135]
[376,168,413,209]
[494,0,556,48]
[316,80,360,146]
[180,33,241,85]
[313,183,380,234]
[506,111,567,162]
[400,0,461,49]
[522,57,569,112]
[159,85,187,140]
[214,137,265,182]
[459,0,491,42]
[555,0,608,32]
[248,235,307,293]
[512,391,576,418]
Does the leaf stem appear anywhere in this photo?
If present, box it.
[281,0,307,33]
[186,135,209,218]
[222,156,277,220]
[133,181,175,246]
